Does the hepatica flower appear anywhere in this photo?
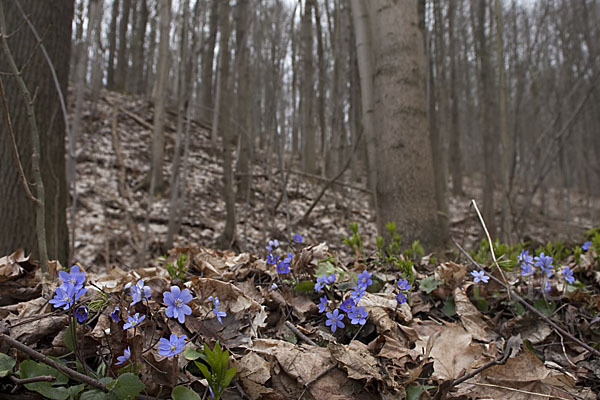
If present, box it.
[276,261,290,274]
[49,283,86,310]
[127,279,151,306]
[357,270,372,288]
[398,279,411,291]
[396,292,407,304]
[163,286,193,323]
[110,306,120,322]
[293,234,303,243]
[75,306,88,323]
[59,265,86,290]
[158,334,186,357]
[115,347,131,365]
[471,270,489,283]
[582,241,592,251]
[325,309,345,333]
[534,253,554,278]
[123,313,145,330]
[314,274,335,291]
[266,239,279,252]
[350,285,366,301]
[348,306,368,325]
[208,296,226,324]
[518,250,535,276]
[340,297,356,313]
[318,296,328,313]
[562,266,575,284]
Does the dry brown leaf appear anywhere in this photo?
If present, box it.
[454,286,493,342]
[429,324,485,380]
[437,261,467,288]
[0,249,27,283]
[236,352,274,400]
[329,340,382,382]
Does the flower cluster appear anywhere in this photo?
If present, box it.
[320,270,372,333]
[49,265,87,310]
[470,270,489,284]
[265,234,303,275]
[396,278,412,304]
[518,249,576,288]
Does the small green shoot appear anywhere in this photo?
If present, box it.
[192,342,236,400]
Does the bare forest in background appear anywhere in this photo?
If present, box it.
[2,0,599,270]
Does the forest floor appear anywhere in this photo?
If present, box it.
[1,88,599,399]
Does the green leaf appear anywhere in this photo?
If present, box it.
[64,324,75,352]
[221,367,237,390]
[293,280,314,293]
[80,389,108,400]
[419,276,439,294]
[68,384,85,399]
[0,352,16,377]
[194,361,212,383]
[533,299,556,317]
[110,373,145,399]
[19,360,70,399]
[441,297,456,317]
[171,386,202,400]
[405,384,425,400]
[183,347,205,361]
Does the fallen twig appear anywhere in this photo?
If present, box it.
[285,321,317,346]
[0,333,108,392]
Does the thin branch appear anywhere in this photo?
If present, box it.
[284,321,317,346]
[0,333,108,392]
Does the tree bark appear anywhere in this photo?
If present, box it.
[0,0,73,266]
[301,0,317,175]
[114,0,131,91]
[151,0,171,193]
[199,0,219,124]
[366,0,446,248]
[106,0,120,89]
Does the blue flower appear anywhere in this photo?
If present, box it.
[208,296,226,324]
[276,261,290,274]
[266,239,279,252]
[127,279,151,306]
[318,296,328,313]
[110,306,120,322]
[75,306,88,323]
[270,283,278,290]
[314,277,325,292]
[534,253,554,278]
[350,285,366,301]
[58,265,86,290]
[396,293,407,304]
[116,347,131,365]
[340,297,356,313]
[164,286,193,323]
[471,270,489,283]
[521,263,534,277]
[293,234,303,243]
[323,274,335,285]
[544,281,552,294]
[356,270,372,288]
[582,241,592,251]
[283,252,294,264]
[157,334,186,357]
[325,309,345,333]
[49,283,87,310]
[123,313,145,330]
[518,250,533,265]
[398,279,411,291]
[266,253,279,265]
[348,306,368,325]
[562,266,575,284]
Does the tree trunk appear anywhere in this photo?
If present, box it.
[366,0,446,249]
[130,0,148,94]
[89,0,104,113]
[151,0,171,193]
[448,0,464,196]
[115,0,131,91]
[215,0,236,249]
[495,0,513,243]
[350,0,378,208]
[199,0,219,124]
[0,0,73,266]
[313,0,327,176]
[301,0,317,175]
[106,0,120,89]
